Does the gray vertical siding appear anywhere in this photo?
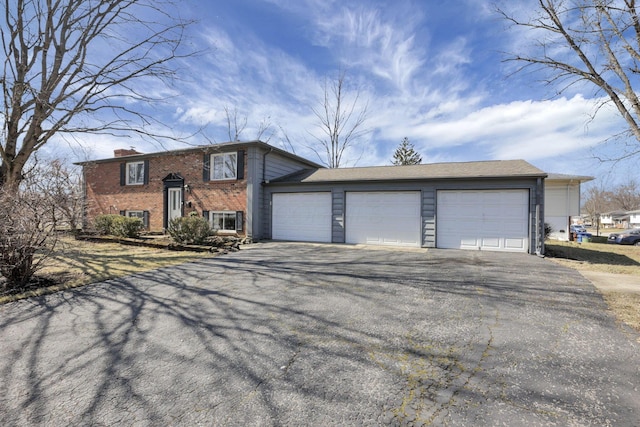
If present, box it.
[245,146,319,240]
[258,151,318,240]
[422,189,436,248]
[246,146,261,239]
[332,189,345,243]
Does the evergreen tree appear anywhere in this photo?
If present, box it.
[392,137,422,165]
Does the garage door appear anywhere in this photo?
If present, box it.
[346,192,421,247]
[437,190,529,252]
[272,192,332,242]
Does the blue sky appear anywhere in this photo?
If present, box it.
[49,0,638,184]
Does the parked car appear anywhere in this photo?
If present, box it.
[570,224,587,233]
[607,228,640,245]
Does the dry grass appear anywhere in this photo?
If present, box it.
[546,241,640,333]
[545,241,640,275]
[0,236,213,304]
[601,293,640,332]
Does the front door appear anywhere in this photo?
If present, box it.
[167,187,182,223]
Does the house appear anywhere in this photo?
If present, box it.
[78,141,549,254]
[629,210,640,227]
[600,210,629,228]
[76,141,321,239]
[543,173,594,241]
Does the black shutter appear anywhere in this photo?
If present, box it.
[235,211,243,232]
[236,150,245,180]
[119,210,125,216]
[203,154,210,182]
[143,160,150,185]
[120,163,126,186]
[143,211,149,228]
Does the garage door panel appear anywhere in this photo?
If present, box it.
[437,190,529,252]
[346,192,421,247]
[505,238,526,250]
[272,193,332,242]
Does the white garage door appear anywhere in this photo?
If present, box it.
[437,190,529,252]
[272,192,332,242]
[346,192,421,247]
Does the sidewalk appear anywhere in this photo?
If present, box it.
[580,270,640,294]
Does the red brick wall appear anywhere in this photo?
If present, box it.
[83,151,248,233]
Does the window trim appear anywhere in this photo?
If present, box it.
[208,210,240,232]
[209,153,237,181]
[126,161,146,185]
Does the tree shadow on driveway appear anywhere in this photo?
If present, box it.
[1,243,639,426]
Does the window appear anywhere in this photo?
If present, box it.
[210,153,237,180]
[211,211,237,231]
[127,210,144,220]
[127,161,145,185]
[122,210,149,228]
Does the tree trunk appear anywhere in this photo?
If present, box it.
[0,157,26,189]
[0,245,37,290]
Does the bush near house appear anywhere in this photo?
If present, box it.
[167,216,211,245]
[94,214,144,238]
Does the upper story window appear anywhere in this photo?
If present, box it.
[127,161,145,185]
[120,159,149,186]
[202,150,244,182]
[211,153,237,180]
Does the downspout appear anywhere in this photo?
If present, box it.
[262,147,273,240]
[536,177,543,256]
[262,146,273,183]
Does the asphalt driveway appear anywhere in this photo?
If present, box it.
[1,242,639,426]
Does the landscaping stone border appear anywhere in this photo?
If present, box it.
[75,234,252,253]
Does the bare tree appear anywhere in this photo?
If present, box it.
[0,182,59,291]
[26,159,83,232]
[611,180,640,210]
[0,158,85,292]
[224,106,248,142]
[309,70,369,168]
[582,184,614,222]
[500,1,640,160]
[0,0,193,188]
[222,106,276,143]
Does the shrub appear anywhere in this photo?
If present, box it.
[112,216,144,238]
[0,186,58,290]
[167,216,211,245]
[544,222,554,241]
[94,214,119,235]
[94,214,144,238]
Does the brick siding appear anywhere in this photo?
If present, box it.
[83,151,248,233]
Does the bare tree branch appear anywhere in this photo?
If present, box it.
[0,0,196,187]
[499,0,640,161]
[307,70,370,168]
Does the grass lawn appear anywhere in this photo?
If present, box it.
[0,236,213,304]
[545,241,640,333]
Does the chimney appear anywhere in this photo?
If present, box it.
[114,148,142,158]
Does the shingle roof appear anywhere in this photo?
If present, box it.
[74,140,322,169]
[269,159,546,184]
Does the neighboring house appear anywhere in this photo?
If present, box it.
[77,141,321,239]
[78,141,549,254]
[544,173,594,241]
[629,210,640,227]
[600,210,629,228]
